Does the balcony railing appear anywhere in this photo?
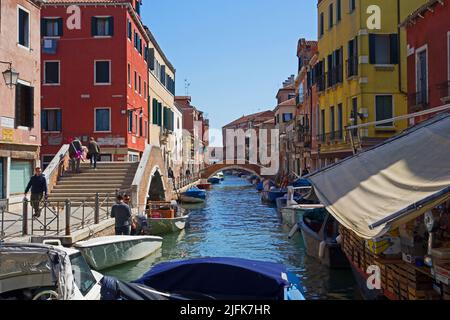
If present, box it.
[438,81,450,100]
[346,56,358,78]
[317,131,345,144]
[408,90,429,112]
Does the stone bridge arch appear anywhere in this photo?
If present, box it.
[200,161,271,180]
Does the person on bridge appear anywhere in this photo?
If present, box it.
[69,137,83,173]
[168,167,174,179]
[87,137,101,170]
[24,167,48,218]
[111,195,132,235]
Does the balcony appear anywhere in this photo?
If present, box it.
[317,131,345,145]
[346,56,358,78]
[294,124,311,148]
[408,90,429,112]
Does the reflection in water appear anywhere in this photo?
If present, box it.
[104,176,357,300]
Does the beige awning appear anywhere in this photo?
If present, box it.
[308,114,450,239]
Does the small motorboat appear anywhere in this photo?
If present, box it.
[295,208,349,269]
[132,257,305,300]
[145,201,190,235]
[74,235,163,271]
[216,172,225,181]
[180,186,206,204]
[196,182,212,190]
[275,194,303,216]
[261,188,287,204]
[0,242,103,300]
[208,176,221,184]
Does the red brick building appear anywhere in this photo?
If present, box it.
[40,0,150,165]
[403,0,450,125]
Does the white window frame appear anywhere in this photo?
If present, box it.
[127,63,131,87]
[415,44,428,103]
[42,108,62,133]
[93,16,113,38]
[42,17,61,39]
[94,60,111,86]
[17,5,31,50]
[94,107,111,133]
[374,94,395,129]
[43,60,60,86]
[447,31,450,84]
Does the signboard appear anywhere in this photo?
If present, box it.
[0,117,14,129]
[1,129,14,142]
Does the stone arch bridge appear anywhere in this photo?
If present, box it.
[200,160,274,179]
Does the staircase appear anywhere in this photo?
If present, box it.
[47,162,139,205]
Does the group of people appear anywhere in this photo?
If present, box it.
[69,137,101,172]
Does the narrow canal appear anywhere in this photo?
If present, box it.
[104,175,358,300]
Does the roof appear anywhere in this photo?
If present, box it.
[307,113,450,239]
[44,0,130,3]
[274,98,297,113]
[223,110,275,128]
[400,0,443,27]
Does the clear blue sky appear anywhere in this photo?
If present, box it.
[141,0,317,146]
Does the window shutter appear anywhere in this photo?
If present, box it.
[152,99,158,125]
[41,111,47,131]
[149,48,155,70]
[369,34,376,64]
[158,103,162,126]
[91,17,97,36]
[26,87,34,128]
[41,19,47,37]
[56,110,62,131]
[58,18,64,36]
[109,17,114,36]
[390,34,399,64]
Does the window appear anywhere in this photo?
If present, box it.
[319,12,324,37]
[15,83,34,128]
[144,121,148,138]
[139,116,143,137]
[42,18,63,37]
[320,110,325,141]
[144,81,147,99]
[127,63,131,86]
[128,110,133,133]
[283,113,294,122]
[148,48,155,70]
[375,95,393,127]
[127,19,132,40]
[10,160,32,195]
[138,75,141,95]
[347,37,358,77]
[134,71,137,91]
[369,34,399,65]
[92,17,114,37]
[18,6,30,48]
[41,109,62,132]
[135,114,139,135]
[337,0,342,22]
[328,4,334,29]
[70,253,97,297]
[42,155,54,171]
[337,104,343,138]
[135,0,141,15]
[330,107,335,137]
[95,108,111,132]
[349,0,356,12]
[44,61,60,85]
[94,61,111,84]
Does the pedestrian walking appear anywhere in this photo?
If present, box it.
[168,167,174,179]
[87,137,101,169]
[110,195,132,235]
[69,137,83,173]
[24,167,48,218]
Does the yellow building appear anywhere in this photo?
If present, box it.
[316,0,427,167]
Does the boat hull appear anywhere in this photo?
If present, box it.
[75,236,163,271]
[208,177,221,184]
[197,183,212,190]
[147,215,190,235]
[280,207,305,228]
[180,195,205,204]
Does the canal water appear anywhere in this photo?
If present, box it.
[104,175,358,300]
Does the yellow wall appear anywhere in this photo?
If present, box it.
[317,0,427,153]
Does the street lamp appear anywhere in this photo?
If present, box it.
[1,61,19,88]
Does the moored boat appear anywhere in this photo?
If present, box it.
[74,235,163,271]
[132,257,305,300]
[282,204,325,228]
[208,176,221,184]
[266,188,287,203]
[180,186,206,204]
[196,183,212,190]
[216,172,225,181]
[145,201,190,235]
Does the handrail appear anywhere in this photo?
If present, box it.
[131,144,153,207]
[43,144,69,193]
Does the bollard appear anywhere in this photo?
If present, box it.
[94,193,100,224]
[22,198,28,236]
[65,199,71,236]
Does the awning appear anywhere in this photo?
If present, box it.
[307,113,450,239]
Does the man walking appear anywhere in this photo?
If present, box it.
[24,167,48,218]
[111,195,132,235]
[88,137,101,169]
[69,137,83,173]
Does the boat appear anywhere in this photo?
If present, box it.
[261,188,287,204]
[180,186,206,204]
[256,181,264,192]
[74,235,163,271]
[145,201,190,235]
[131,257,305,300]
[282,204,324,228]
[296,207,349,269]
[207,176,221,184]
[216,172,225,181]
[196,182,212,190]
[0,242,103,300]
[275,194,303,216]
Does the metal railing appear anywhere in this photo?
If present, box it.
[0,190,125,241]
[317,131,345,144]
[173,172,201,191]
[408,90,429,111]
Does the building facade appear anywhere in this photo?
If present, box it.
[0,0,43,200]
[40,0,149,165]
[402,0,450,125]
[315,0,427,168]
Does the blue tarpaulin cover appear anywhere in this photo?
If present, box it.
[133,257,291,299]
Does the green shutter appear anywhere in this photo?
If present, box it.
[390,34,399,64]
[152,99,158,125]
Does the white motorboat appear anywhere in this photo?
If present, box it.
[74,235,163,271]
[0,242,103,300]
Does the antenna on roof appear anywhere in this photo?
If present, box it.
[184,79,191,96]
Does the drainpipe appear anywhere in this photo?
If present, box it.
[398,0,407,95]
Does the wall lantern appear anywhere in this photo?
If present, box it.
[1,61,19,88]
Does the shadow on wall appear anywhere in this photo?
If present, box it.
[148,170,165,201]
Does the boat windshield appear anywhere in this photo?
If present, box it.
[70,253,97,296]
